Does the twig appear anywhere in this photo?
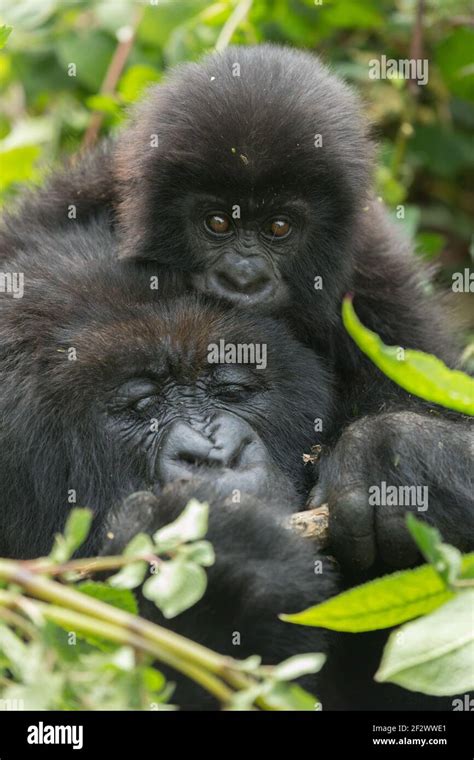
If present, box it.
[408,0,425,96]
[82,8,143,150]
[287,505,329,545]
[215,0,253,52]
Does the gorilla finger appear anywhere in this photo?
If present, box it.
[328,487,376,571]
[377,508,420,568]
[306,481,328,509]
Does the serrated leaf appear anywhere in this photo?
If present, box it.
[281,564,454,631]
[342,296,474,415]
[77,581,138,614]
[272,653,326,681]
[142,559,207,619]
[153,499,209,551]
[376,591,474,696]
[49,508,92,563]
[108,533,153,590]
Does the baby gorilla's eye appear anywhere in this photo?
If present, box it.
[267,219,291,239]
[205,213,231,235]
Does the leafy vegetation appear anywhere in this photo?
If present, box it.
[0,504,325,710]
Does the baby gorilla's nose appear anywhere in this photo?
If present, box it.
[206,253,274,304]
[157,416,253,485]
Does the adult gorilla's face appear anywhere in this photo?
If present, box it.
[0,235,333,557]
[116,45,372,317]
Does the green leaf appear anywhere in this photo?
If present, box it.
[415,232,446,260]
[50,508,92,563]
[264,681,318,711]
[77,581,138,614]
[281,563,454,632]
[178,540,215,567]
[0,625,28,679]
[86,94,120,115]
[56,31,115,92]
[142,559,207,619]
[436,29,474,102]
[407,514,462,586]
[118,64,161,103]
[376,591,474,696]
[342,296,474,415]
[153,499,209,551]
[0,145,41,192]
[0,25,12,49]
[108,533,153,590]
[272,653,326,681]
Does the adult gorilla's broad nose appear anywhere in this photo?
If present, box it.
[157,416,253,484]
[156,414,297,502]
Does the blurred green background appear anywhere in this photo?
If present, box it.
[0,0,473,341]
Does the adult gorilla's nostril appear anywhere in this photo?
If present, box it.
[175,446,225,470]
[157,418,256,486]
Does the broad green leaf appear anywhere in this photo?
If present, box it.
[143,559,207,618]
[376,591,474,696]
[50,508,92,563]
[342,297,474,415]
[0,25,12,49]
[272,653,326,681]
[108,533,153,590]
[406,514,462,585]
[281,563,455,631]
[153,499,209,551]
[56,31,115,91]
[77,581,138,615]
[436,29,474,102]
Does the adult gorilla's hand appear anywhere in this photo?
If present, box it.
[308,411,474,572]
